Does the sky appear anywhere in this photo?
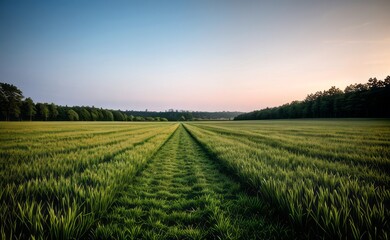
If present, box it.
[0,0,389,112]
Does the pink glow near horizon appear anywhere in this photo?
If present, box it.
[1,1,389,112]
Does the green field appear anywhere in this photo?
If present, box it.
[1,120,389,239]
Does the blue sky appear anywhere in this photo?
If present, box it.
[1,0,389,111]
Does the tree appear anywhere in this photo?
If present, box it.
[40,103,49,121]
[112,110,125,121]
[79,108,91,121]
[97,109,104,121]
[22,97,36,121]
[50,103,58,120]
[67,109,79,121]
[367,78,383,88]
[134,116,145,121]
[91,107,104,121]
[102,109,114,121]
[145,116,154,121]
[90,108,99,121]
[56,105,68,121]
[384,76,390,86]
[0,83,24,120]
[127,115,134,121]
[234,76,390,120]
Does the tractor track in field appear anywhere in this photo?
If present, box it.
[96,124,294,239]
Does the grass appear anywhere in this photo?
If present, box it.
[95,124,292,239]
[184,119,390,239]
[1,122,178,239]
[1,119,389,239]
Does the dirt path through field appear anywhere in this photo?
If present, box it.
[97,124,292,239]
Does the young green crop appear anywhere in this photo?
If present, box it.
[1,120,388,239]
[185,119,390,239]
[0,122,178,239]
[96,125,293,239]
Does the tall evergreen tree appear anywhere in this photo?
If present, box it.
[22,97,36,121]
[50,103,58,120]
[0,83,24,120]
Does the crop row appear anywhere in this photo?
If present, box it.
[0,122,178,239]
[0,126,170,185]
[190,125,389,186]
[184,121,390,239]
[194,122,390,174]
[0,124,165,158]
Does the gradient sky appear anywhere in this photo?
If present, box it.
[0,0,389,112]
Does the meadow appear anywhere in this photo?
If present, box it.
[0,120,389,239]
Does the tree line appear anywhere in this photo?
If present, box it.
[0,83,169,122]
[235,76,390,120]
[0,82,242,121]
[123,110,242,121]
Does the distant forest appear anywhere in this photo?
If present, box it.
[235,76,390,120]
[0,83,242,121]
